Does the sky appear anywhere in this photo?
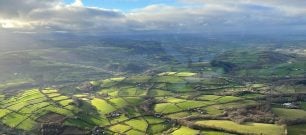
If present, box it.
[64,0,180,11]
[0,0,305,35]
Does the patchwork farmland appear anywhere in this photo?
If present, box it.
[1,71,303,134]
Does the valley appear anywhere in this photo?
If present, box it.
[0,37,306,134]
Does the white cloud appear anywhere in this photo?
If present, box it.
[0,19,33,29]
[0,0,126,33]
[179,0,306,16]
[0,0,305,34]
[71,0,83,7]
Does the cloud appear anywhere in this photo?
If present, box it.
[71,0,83,7]
[0,19,33,29]
[0,0,60,18]
[179,0,306,16]
[126,4,241,32]
[0,0,127,33]
[0,0,305,34]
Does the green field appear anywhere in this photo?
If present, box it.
[196,120,285,135]
[91,98,116,114]
[2,30,306,135]
[0,88,81,131]
[0,65,305,134]
[154,103,183,114]
[109,124,131,133]
[171,126,200,135]
[204,106,223,115]
[125,118,148,132]
[144,116,165,124]
[272,108,306,120]
[288,124,306,135]
[125,129,144,135]
[148,123,169,134]
[197,95,221,101]
[152,76,186,83]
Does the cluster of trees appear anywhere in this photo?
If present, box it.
[40,123,63,135]
[78,82,99,92]
[139,97,156,115]
[269,93,306,103]
[225,104,276,124]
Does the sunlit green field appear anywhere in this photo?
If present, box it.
[196,120,286,135]
[0,69,305,134]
